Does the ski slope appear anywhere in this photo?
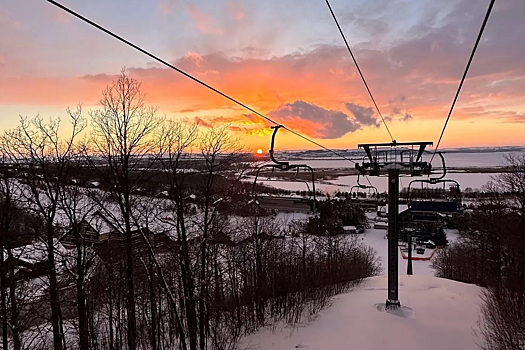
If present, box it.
[241,275,482,350]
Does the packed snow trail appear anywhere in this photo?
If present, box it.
[241,275,481,350]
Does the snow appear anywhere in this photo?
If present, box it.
[240,213,475,350]
[359,228,435,276]
[241,275,482,350]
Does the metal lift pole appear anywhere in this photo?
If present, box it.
[387,167,400,308]
[407,232,413,275]
[356,141,432,310]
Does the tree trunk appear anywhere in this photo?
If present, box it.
[125,221,137,350]
[108,266,114,350]
[7,247,20,350]
[74,230,90,350]
[177,209,197,350]
[47,223,64,350]
[199,196,210,350]
[1,185,10,350]
[0,242,8,350]
[149,257,157,350]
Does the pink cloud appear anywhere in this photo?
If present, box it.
[158,0,177,15]
[188,3,223,36]
[48,6,71,25]
[228,2,245,21]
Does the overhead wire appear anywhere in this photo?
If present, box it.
[323,0,383,186]
[430,0,496,163]
[324,0,394,142]
[47,0,359,165]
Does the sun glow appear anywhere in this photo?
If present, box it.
[256,148,263,154]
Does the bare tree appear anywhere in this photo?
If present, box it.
[57,163,98,350]
[89,69,161,350]
[496,153,525,213]
[0,150,22,350]
[158,120,199,350]
[197,126,245,350]
[2,107,86,350]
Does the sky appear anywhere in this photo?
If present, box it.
[0,0,524,151]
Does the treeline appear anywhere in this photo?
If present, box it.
[431,153,525,350]
[0,71,379,350]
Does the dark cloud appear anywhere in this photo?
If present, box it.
[269,101,361,139]
[389,108,413,122]
[345,103,380,127]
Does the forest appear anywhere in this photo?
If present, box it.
[0,71,379,350]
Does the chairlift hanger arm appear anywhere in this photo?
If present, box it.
[357,173,377,191]
[428,152,447,183]
[269,125,290,170]
[268,125,311,171]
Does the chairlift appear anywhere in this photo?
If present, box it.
[407,152,462,215]
[252,126,317,213]
[350,173,379,210]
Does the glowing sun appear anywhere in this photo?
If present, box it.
[256,149,263,154]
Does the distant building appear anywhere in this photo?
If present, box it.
[343,226,358,234]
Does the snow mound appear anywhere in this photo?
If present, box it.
[241,275,481,350]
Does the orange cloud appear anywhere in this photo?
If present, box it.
[2,43,525,149]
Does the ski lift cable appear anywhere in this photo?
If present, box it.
[430,0,496,163]
[46,0,359,166]
[324,0,394,142]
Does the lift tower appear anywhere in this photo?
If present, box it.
[356,141,433,309]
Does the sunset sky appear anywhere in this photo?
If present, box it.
[0,0,524,151]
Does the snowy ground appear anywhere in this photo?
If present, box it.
[240,214,479,350]
[359,226,460,277]
[241,275,482,350]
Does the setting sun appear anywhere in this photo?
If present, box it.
[256,149,263,154]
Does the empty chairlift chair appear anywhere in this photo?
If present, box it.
[350,173,379,210]
[252,126,317,213]
[407,152,462,218]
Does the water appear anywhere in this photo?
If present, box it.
[283,151,513,169]
[251,149,521,193]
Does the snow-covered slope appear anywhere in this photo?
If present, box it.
[241,275,481,350]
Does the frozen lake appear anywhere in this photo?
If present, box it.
[249,149,520,193]
[253,172,496,194]
[273,149,520,169]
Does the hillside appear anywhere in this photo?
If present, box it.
[241,275,482,350]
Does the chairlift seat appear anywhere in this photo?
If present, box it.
[411,213,441,223]
[257,196,314,213]
[410,200,460,214]
[350,198,378,208]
